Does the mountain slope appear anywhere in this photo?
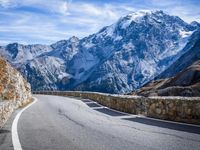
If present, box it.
[0,10,198,93]
[0,43,52,64]
[156,29,200,79]
[132,60,200,97]
[74,11,197,93]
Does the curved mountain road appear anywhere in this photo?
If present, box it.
[1,95,200,150]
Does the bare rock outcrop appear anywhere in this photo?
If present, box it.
[0,57,32,127]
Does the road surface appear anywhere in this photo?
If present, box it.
[1,95,200,150]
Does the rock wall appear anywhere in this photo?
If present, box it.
[147,97,200,124]
[0,102,13,128]
[33,91,200,124]
[0,57,32,128]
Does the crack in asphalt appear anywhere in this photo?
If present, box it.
[58,108,85,128]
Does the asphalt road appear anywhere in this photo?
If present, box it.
[1,95,200,150]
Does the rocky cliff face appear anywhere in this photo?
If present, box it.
[0,57,32,103]
[0,57,32,127]
[132,60,200,97]
[133,28,200,97]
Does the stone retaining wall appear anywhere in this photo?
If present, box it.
[33,91,200,124]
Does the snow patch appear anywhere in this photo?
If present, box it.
[115,36,123,41]
[83,42,95,49]
[58,73,70,80]
[179,30,193,38]
[122,42,135,51]
[97,24,116,38]
[121,10,151,29]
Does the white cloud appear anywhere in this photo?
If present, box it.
[63,3,137,34]
[0,0,13,7]
[0,0,199,45]
[167,6,200,23]
[0,0,72,15]
[150,0,179,7]
[148,0,200,23]
[59,1,69,15]
[3,1,135,44]
[68,3,121,20]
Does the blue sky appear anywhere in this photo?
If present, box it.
[0,0,199,45]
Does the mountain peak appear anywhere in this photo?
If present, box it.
[116,10,169,29]
[69,36,79,43]
[126,10,150,20]
[191,21,200,28]
[125,10,165,21]
[7,42,20,47]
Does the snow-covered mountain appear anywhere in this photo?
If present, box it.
[156,28,200,79]
[131,29,200,97]
[0,43,52,64]
[0,10,199,93]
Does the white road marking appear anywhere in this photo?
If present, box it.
[12,97,38,150]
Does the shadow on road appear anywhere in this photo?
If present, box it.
[81,99,129,116]
[0,130,10,134]
[94,108,128,117]
[86,103,102,108]
[82,99,102,108]
[81,99,200,134]
[123,117,200,134]
[82,99,93,103]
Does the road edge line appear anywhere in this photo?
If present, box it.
[12,97,38,150]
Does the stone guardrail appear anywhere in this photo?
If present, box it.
[33,91,200,124]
